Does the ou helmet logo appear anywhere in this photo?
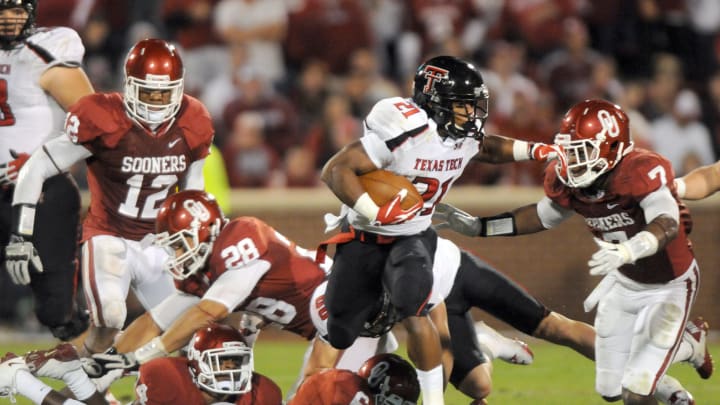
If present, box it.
[596,109,620,139]
[183,199,210,222]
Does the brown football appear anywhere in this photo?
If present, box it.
[359,170,423,210]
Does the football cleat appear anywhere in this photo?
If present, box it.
[25,342,82,379]
[0,352,29,399]
[683,317,713,379]
[668,390,695,405]
[506,339,535,366]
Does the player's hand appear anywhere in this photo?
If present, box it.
[5,234,43,285]
[530,143,563,162]
[433,203,481,236]
[375,189,422,225]
[91,351,139,372]
[0,150,30,186]
[588,238,632,276]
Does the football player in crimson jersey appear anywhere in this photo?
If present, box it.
[288,368,376,405]
[319,55,560,405]
[134,323,282,405]
[436,99,708,404]
[358,353,420,405]
[8,38,214,356]
[0,0,94,341]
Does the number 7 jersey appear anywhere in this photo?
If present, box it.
[67,92,214,241]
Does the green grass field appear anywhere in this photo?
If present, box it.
[2,337,718,404]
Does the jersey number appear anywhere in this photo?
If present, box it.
[0,79,16,126]
[118,174,178,219]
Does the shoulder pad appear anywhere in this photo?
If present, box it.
[365,97,429,141]
[612,149,675,199]
[176,95,214,158]
[67,94,128,144]
[27,27,84,65]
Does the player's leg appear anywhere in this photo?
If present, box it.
[532,312,596,360]
[29,174,87,340]
[325,240,385,350]
[0,352,86,405]
[79,235,133,355]
[447,311,492,401]
[385,229,443,404]
[474,321,534,365]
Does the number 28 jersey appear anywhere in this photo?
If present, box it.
[176,217,329,339]
[66,93,214,241]
[350,97,481,236]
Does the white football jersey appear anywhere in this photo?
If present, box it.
[349,97,480,236]
[0,27,85,162]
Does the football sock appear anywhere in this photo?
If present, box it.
[62,368,97,400]
[416,365,444,405]
[14,369,52,405]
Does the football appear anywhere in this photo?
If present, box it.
[359,170,422,210]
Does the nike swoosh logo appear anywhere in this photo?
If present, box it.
[607,203,619,209]
[168,138,181,148]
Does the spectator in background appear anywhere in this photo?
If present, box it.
[617,79,653,151]
[700,69,720,157]
[342,48,402,118]
[213,0,288,89]
[643,53,685,120]
[222,112,280,188]
[282,146,321,187]
[199,44,250,126]
[221,67,300,158]
[650,88,716,176]
[304,93,362,171]
[481,40,539,122]
[284,0,372,76]
[581,55,624,103]
[287,59,332,135]
[537,17,602,113]
[162,0,227,96]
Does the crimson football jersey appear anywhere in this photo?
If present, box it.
[290,369,375,405]
[175,217,328,339]
[66,93,214,241]
[135,357,282,405]
[544,148,695,283]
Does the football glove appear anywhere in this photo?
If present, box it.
[0,150,30,186]
[91,352,139,373]
[530,143,563,162]
[433,203,481,236]
[354,189,423,226]
[588,231,659,276]
[5,234,43,285]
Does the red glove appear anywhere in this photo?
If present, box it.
[530,143,563,162]
[0,150,30,186]
[375,189,423,225]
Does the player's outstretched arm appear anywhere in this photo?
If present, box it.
[434,201,559,237]
[475,134,561,164]
[675,160,720,200]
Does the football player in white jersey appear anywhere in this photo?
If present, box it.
[0,0,94,340]
[319,55,560,405]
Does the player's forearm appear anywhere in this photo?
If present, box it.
[114,312,163,353]
[159,302,228,354]
[676,162,720,200]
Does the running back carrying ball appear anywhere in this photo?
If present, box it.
[359,170,422,210]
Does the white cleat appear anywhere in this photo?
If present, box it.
[475,321,534,365]
[0,353,29,399]
[668,390,695,405]
[683,317,713,379]
[25,342,82,379]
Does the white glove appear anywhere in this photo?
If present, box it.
[5,234,43,285]
[433,203,481,236]
[588,231,659,276]
[91,352,139,372]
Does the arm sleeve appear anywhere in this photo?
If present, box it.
[639,185,679,223]
[12,136,91,205]
[202,260,272,311]
[536,196,573,229]
[180,159,205,190]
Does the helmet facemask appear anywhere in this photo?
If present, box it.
[188,342,253,395]
[0,1,35,49]
[155,215,221,280]
[428,93,488,141]
[124,74,183,126]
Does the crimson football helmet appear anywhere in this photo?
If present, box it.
[358,353,420,405]
[187,323,253,395]
[0,0,36,49]
[413,55,489,141]
[124,38,184,126]
[554,99,633,188]
[155,190,225,280]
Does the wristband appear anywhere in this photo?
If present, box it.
[480,213,516,236]
[134,336,168,364]
[11,203,36,237]
[512,140,531,161]
[625,230,659,262]
[353,192,380,221]
[674,178,686,198]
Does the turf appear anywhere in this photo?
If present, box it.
[1,337,718,404]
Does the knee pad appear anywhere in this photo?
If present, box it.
[96,300,127,329]
[645,302,683,350]
[327,321,356,350]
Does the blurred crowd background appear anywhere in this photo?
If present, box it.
[3,0,720,330]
